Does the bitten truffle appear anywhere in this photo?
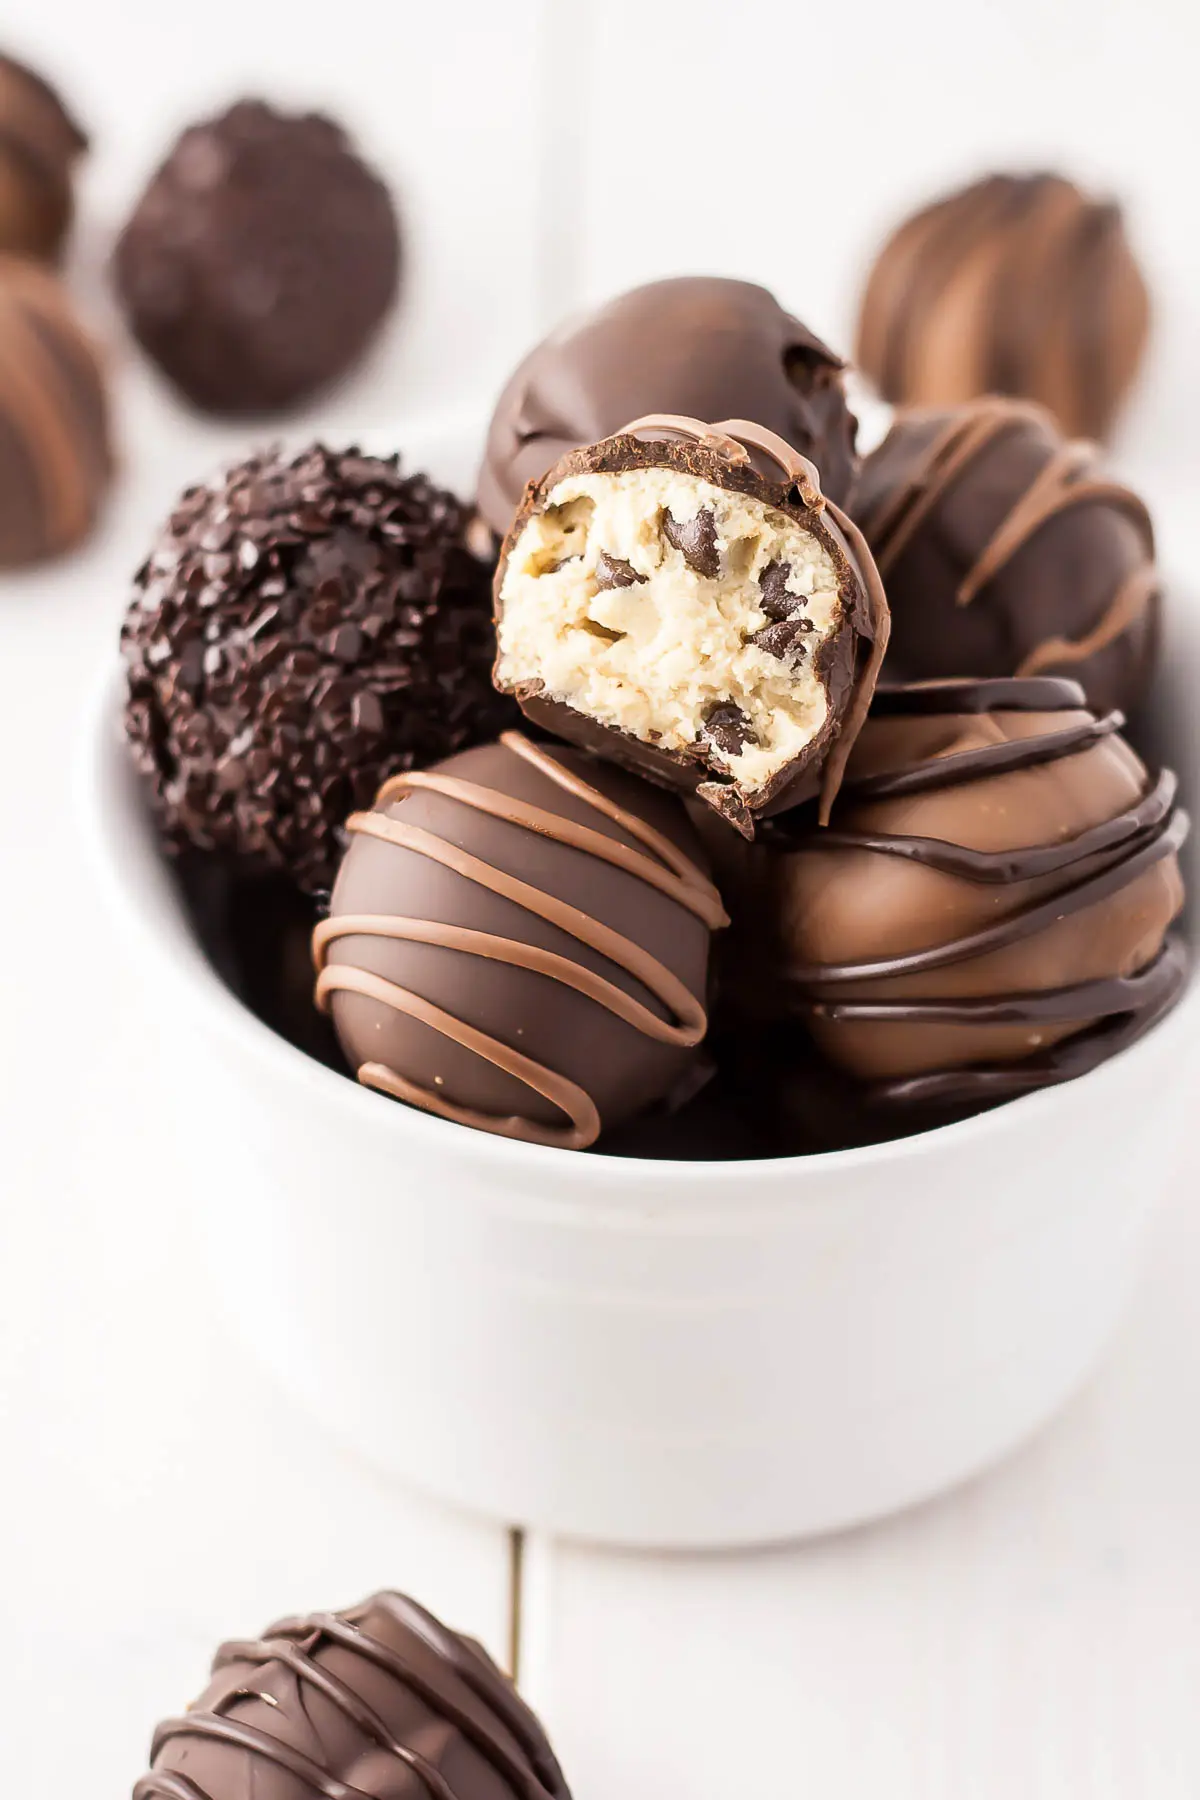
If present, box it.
[851,397,1160,717]
[771,677,1188,1116]
[122,444,515,895]
[314,731,728,1149]
[0,256,111,567]
[477,276,858,537]
[113,100,400,415]
[0,51,86,261]
[134,1590,572,1800]
[855,171,1150,442]
[494,416,888,835]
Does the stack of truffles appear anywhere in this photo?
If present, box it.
[121,269,1190,1157]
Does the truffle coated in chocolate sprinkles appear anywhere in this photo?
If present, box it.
[122,443,517,894]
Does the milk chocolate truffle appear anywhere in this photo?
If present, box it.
[477,276,858,536]
[122,444,514,895]
[134,1590,572,1800]
[494,416,889,836]
[0,256,111,567]
[856,172,1150,442]
[314,731,728,1149]
[0,51,86,261]
[852,398,1160,717]
[773,677,1188,1115]
[113,100,400,415]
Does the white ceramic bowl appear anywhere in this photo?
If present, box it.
[86,420,1200,1549]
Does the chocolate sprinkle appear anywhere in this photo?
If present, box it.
[122,443,517,893]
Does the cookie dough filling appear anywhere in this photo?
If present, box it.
[495,468,845,794]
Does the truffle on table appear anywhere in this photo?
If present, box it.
[134,1589,572,1800]
[113,99,400,415]
[0,50,86,261]
[855,171,1150,442]
[0,256,112,567]
[314,731,728,1150]
[494,416,888,836]
[851,397,1161,717]
[477,276,858,537]
[121,444,515,895]
[767,676,1188,1119]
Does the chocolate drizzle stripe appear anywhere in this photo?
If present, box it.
[265,1606,563,1800]
[617,411,823,501]
[377,744,728,927]
[317,961,599,1149]
[845,710,1123,800]
[148,1714,375,1800]
[315,915,706,1045]
[870,676,1086,716]
[955,439,1098,602]
[788,804,1189,988]
[815,496,890,824]
[209,1639,459,1800]
[809,945,1183,1025]
[1017,564,1162,678]
[0,277,92,543]
[133,1778,213,1800]
[864,934,1189,1111]
[801,767,1177,884]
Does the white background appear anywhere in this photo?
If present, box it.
[1,1,1199,1794]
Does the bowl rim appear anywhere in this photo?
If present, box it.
[84,661,1200,1194]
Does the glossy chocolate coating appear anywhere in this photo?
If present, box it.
[134,1590,572,1800]
[477,277,857,536]
[113,100,400,416]
[0,256,111,567]
[769,677,1188,1114]
[855,171,1149,442]
[494,418,888,836]
[316,732,727,1149]
[852,398,1160,717]
[0,51,86,261]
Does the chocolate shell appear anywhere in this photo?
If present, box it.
[134,1590,572,1800]
[315,731,728,1150]
[851,398,1160,717]
[0,51,86,262]
[768,677,1188,1117]
[477,276,858,536]
[494,417,888,837]
[0,256,112,567]
[855,171,1150,442]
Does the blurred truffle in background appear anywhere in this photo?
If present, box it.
[0,50,87,263]
[0,256,112,567]
[112,99,401,416]
[855,171,1150,443]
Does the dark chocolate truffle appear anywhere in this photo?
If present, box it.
[113,100,400,415]
[852,398,1160,717]
[0,51,86,261]
[134,1590,572,1800]
[494,416,889,836]
[477,276,858,537]
[0,256,111,567]
[314,731,728,1150]
[855,172,1150,442]
[770,677,1188,1116]
[122,444,515,895]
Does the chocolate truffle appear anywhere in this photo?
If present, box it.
[314,730,728,1149]
[122,444,514,895]
[494,416,889,836]
[852,398,1160,717]
[113,100,400,415]
[855,172,1150,442]
[0,256,111,567]
[134,1590,572,1800]
[477,276,858,537]
[0,51,86,261]
[772,677,1188,1115]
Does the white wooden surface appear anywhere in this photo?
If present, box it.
[1,1,1199,1793]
